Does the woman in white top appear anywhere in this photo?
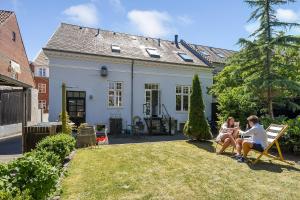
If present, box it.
[216,117,239,154]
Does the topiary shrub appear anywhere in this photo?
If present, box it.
[184,74,212,140]
[36,133,76,162]
[1,154,59,200]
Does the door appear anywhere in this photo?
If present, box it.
[66,91,86,126]
[144,84,160,117]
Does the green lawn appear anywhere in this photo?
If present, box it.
[61,141,300,200]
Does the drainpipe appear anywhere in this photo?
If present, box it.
[131,60,134,125]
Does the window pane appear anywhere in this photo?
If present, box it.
[80,92,85,98]
[108,96,114,106]
[77,100,84,105]
[176,95,181,111]
[109,82,115,89]
[183,95,189,111]
[77,106,84,112]
[67,92,73,97]
[69,106,76,111]
[183,86,189,94]
[176,86,181,93]
[116,82,122,89]
[73,92,79,97]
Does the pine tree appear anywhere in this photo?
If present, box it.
[184,74,212,140]
[239,0,300,118]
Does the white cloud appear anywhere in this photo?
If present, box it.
[177,15,193,25]
[244,22,259,33]
[276,8,299,23]
[127,10,173,38]
[109,0,125,13]
[63,3,99,27]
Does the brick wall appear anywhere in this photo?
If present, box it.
[0,12,34,86]
[34,77,49,113]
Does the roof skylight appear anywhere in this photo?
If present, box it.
[217,53,225,58]
[146,48,160,58]
[178,53,193,62]
[111,44,121,53]
[200,50,209,56]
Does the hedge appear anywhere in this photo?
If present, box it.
[0,133,75,200]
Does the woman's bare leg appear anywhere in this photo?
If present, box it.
[218,136,231,154]
[236,138,243,155]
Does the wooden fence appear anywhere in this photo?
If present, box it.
[0,89,31,125]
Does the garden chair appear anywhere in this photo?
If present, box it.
[215,140,235,154]
[251,124,293,165]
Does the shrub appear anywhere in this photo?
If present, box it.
[184,74,212,140]
[36,133,76,161]
[2,154,59,200]
[260,115,300,153]
[27,149,61,168]
[0,189,31,200]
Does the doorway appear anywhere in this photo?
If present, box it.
[144,84,160,117]
[66,91,86,126]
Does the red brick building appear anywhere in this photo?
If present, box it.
[0,10,36,137]
[0,10,34,86]
[30,51,49,113]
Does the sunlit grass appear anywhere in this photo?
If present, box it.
[61,141,300,200]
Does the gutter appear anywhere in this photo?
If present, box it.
[131,60,134,125]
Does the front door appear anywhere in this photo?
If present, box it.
[144,84,160,117]
[66,91,86,126]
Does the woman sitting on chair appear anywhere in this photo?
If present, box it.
[216,117,239,154]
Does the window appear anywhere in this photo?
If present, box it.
[38,83,46,93]
[200,50,209,56]
[176,85,191,111]
[12,31,16,41]
[111,44,121,53]
[178,53,193,62]
[108,81,123,107]
[146,48,160,58]
[38,68,46,77]
[217,53,225,58]
[39,100,46,109]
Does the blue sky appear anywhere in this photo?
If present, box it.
[1,0,300,61]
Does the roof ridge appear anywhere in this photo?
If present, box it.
[187,42,237,52]
[60,22,177,43]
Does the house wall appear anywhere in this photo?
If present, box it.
[0,13,34,86]
[48,53,213,131]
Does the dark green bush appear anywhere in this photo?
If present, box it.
[1,154,59,200]
[260,116,300,153]
[36,133,76,161]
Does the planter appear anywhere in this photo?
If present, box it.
[76,126,96,148]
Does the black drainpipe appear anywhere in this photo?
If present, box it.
[131,60,134,125]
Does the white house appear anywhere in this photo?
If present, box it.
[43,23,214,134]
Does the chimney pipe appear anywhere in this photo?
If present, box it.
[95,28,100,37]
[158,38,161,47]
[175,34,179,48]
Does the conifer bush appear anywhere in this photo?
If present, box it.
[184,74,212,140]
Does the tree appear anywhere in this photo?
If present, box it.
[184,74,212,140]
[239,0,300,118]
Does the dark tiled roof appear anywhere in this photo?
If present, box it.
[33,50,49,66]
[185,42,236,64]
[0,10,13,25]
[44,23,209,67]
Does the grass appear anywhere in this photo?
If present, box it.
[61,140,300,200]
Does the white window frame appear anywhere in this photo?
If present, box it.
[176,85,191,112]
[38,68,46,77]
[39,100,47,109]
[108,81,123,108]
[38,83,46,93]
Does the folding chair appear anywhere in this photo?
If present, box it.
[251,124,293,165]
[215,141,235,154]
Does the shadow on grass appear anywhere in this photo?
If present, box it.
[186,140,300,173]
[186,140,215,153]
[245,158,300,173]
